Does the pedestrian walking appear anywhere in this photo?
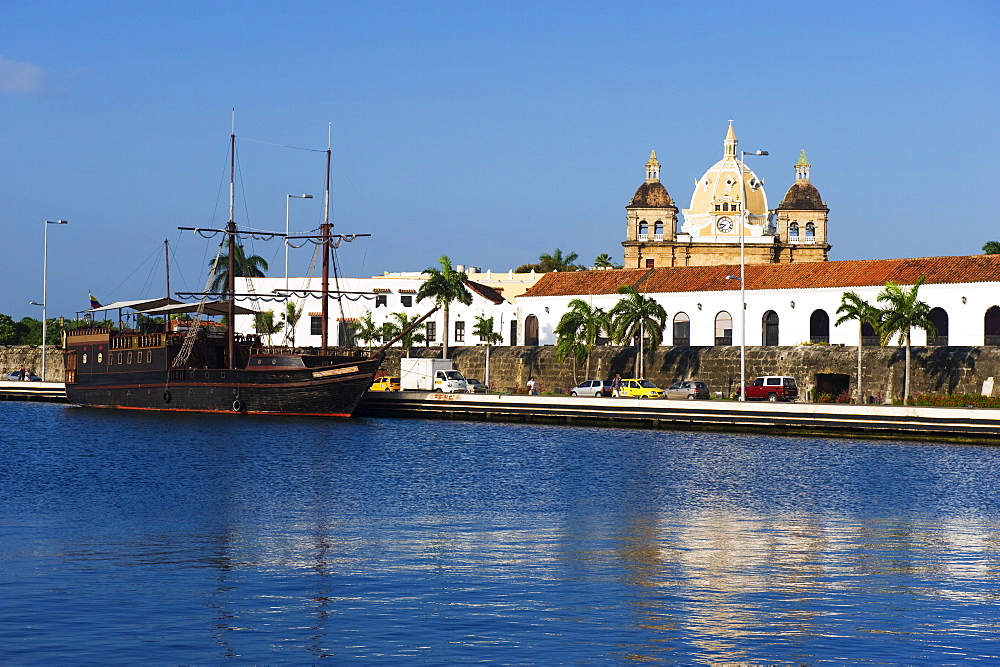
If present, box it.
[612,373,622,397]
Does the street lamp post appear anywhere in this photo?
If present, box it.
[738,149,767,401]
[41,219,69,381]
[285,194,313,291]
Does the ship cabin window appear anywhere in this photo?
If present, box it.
[401,295,412,307]
[118,353,123,364]
[375,295,387,308]
[425,322,436,342]
[454,321,465,343]
[310,317,322,335]
[147,351,152,363]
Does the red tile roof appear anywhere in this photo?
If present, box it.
[520,255,1000,297]
[466,280,506,304]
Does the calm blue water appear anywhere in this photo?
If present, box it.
[2,402,1000,663]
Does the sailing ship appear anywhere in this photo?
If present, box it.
[62,126,416,416]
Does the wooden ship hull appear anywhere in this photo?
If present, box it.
[63,327,383,417]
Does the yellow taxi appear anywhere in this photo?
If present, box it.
[617,378,664,399]
[369,376,401,392]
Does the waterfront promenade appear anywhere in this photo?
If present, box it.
[7,379,994,443]
[359,391,1000,443]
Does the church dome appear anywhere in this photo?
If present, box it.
[627,149,675,209]
[629,181,673,208]
[777,181,826,210]
[681,124,769,236]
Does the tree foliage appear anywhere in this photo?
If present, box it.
[416,255,472,358]
[836,291,882,403]
[282,301,303,347]
[253,310,284,346]
[608,286,667,378]
[593,253,622,269]
[876,277,937,404]
[472,315,503,345]
[349,311,382,350]
[553,299,608,383]
[208,240,269,295]
[983,241,1000,255]
[383,312,427,356]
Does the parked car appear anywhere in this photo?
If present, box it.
[6,371,42,382]
[617,378,664,399]
[369,376,401,392]
[465,378,488,393]
[741,376,798,402]
[570,380,614,397]
[665,380,710,400]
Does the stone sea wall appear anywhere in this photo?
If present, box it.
[378,344,997,401]
[3,343,994,401]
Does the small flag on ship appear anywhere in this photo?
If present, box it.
[89,293,102,309]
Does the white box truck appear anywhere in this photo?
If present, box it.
[399,358,468,392]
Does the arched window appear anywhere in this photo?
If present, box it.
[524,315,539,346]
[638,221,648,239]
[762,310,779,346]
[928,307,948,345]
[789,222,799,240]
[654,221,663,239]
[810,309,830,344]
[715,311,733,346]
[805,222,815,240]
[985,306,1000,345]
[673,312,690,346]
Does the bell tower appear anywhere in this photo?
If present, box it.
[622,151,678,268]
[773,149,831,262]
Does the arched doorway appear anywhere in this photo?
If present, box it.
[673,312,690,346]
[809,309,830,344]
[762,310,779,346]
[715,311,732,346]
[524,315,539,346]
[928,307,948,346]
[985,306,1000,345]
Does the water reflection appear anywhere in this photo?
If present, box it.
[3,405,1000,662]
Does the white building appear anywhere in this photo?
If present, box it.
[516,255,1000,348]
[233,273,521,349]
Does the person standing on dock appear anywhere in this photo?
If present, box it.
[18,365,26,381]
[527,377,538,395]
[612,374,622,398]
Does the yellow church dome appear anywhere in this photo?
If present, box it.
[681,123,770,237]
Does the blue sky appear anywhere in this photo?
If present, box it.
[1,0,997,320]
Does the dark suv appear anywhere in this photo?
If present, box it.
[742,376,798,402]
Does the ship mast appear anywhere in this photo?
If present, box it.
[227,114,237,369]
[320,124,332,353]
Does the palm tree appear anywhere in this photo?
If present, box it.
[537,248,583,273]
[208,240,269,295]
[554,299,608,384]
[593,253,622,269]
[282,301,303,347]
[417,255,472,359]
[349,311,382,351]
[608,286,667,378]
[472,315,503,388]
[253,310,284,347]
[383,312,427,357]
[877,277,937,404]
[836,291,882,404]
